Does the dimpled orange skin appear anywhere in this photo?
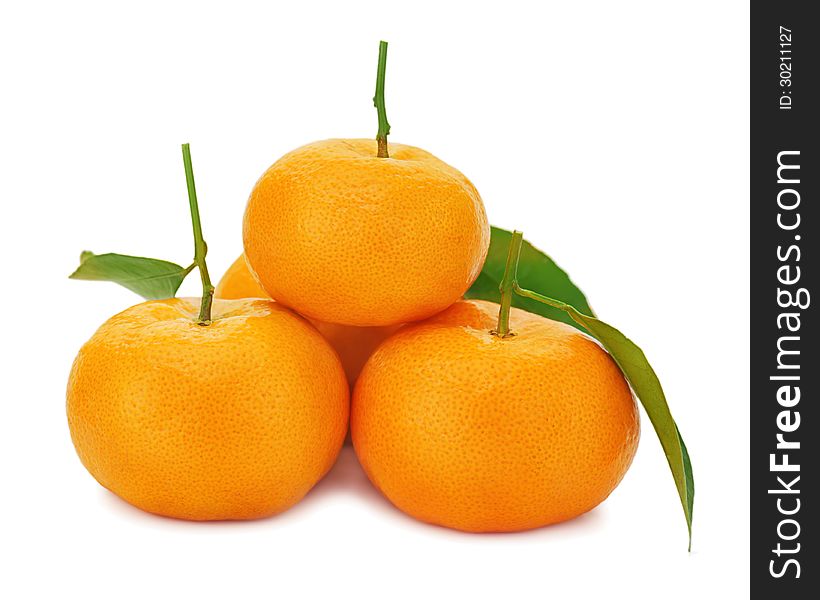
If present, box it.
[214,254,270,300]
[242,139,490,326]
[215,254,400,385]
[66,298,349,521]
[352,299,640,533]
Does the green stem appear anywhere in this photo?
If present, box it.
[181,143,214,325]
[373,40,391,158]
[493,230,524,337]
[512,283,571,312]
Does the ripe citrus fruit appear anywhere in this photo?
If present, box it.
[242,139,490,326]
[214,254,269,300]
[215,254,400,384]
[66,297,349,521]
[352,299,640,532]
[311,320,400,388]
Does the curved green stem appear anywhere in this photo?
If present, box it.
[512,283,570,311]
[493,230,524,337]
[373,40,391,158]
[181,143,214,325]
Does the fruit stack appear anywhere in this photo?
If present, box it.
[67,42,691,542]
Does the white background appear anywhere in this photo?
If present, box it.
[0,1,749,598]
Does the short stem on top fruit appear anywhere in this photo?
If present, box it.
[374,40,391,158]
[181,143,214,325]
[493,230,524,338]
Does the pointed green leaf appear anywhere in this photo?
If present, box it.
[676,422,695,549]
[69,252,193,300]
[466,227,594,333]
[513,285,694,548]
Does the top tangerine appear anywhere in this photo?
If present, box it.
[243,139,490,327]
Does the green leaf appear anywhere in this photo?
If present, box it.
[513,285,694,548]
[676,422,695,550]
[69,251,194,300]
[466,227,595,333]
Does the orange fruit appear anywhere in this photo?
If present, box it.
[310,320,400,388]
[352,299,640,533]
[242,139,490,326]
[214,254,269,300]
[66,298,349,521]
[215,255,399,384]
